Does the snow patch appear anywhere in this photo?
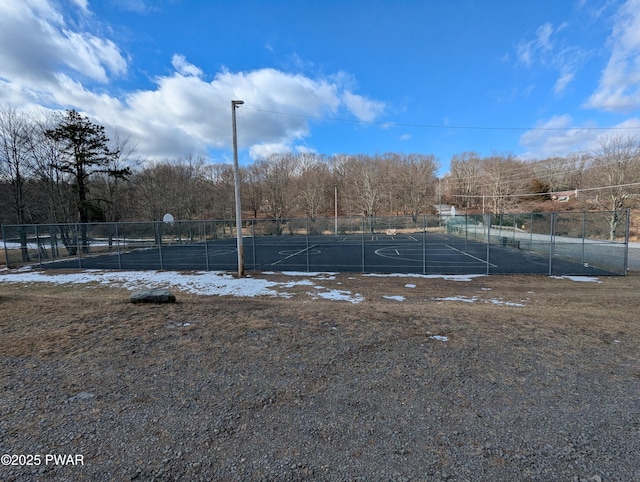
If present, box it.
[489,299,525,307]
[433,295,524,307]
[0,270,352,301]
[282,271,337,278]
[308,288,363,304]
[551,276,602,283]
[383,295,405,302]
[364,273,485,282]
[434,296,478,303]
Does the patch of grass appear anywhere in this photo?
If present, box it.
[1,273,638,359]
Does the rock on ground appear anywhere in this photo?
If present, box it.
[130,289,176,304]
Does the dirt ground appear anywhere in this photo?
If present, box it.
[1,273,639,481]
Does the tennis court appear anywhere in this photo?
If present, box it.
[26,231,614,275]
[2,213,629,275]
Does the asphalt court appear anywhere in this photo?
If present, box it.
[41,231,614,275]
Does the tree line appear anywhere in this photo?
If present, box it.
[2,106,640,236]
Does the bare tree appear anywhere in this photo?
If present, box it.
[169,155,209,219]
[590,135,640,240]
[31,116,67,224]
[244,163,264,219]
[295,154,329,221]
[130,157,208,221]
[395,153,439,222]
[530,156,571,194]
[564,153,589,193]
[256,153,299,233]
[92,130,138,225]
[350,155,385,232]
[450,152,482,209]
[0,106,37,260]
[481,153,529,214]
[201,163,233,220]
[330,154,357,217]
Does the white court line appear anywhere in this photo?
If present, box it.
[444,244,497,267]
[271,245,317,265]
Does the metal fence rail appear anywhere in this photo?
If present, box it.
[1,211,630,275]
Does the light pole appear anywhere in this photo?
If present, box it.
[231,100,244,277]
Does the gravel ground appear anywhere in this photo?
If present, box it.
[1,274,639,481]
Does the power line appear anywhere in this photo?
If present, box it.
[244,107,640,132]
[450,181,640,200]
[448,151,640,192]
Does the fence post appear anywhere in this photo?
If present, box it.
[306,218,310,272]
[115,222,122,270]
[529,213,533,253]
[2,224,8,268]
[485,214,491,275]
[252,220,256,271]
[422,214,427,274]
[464,210,468,252]
[624,209,630,276]
[203,220,209,271]
[581,211,586,265]
[362,216,365,273]
[76,223,82,269]
[157,221,164,270]
[548,213,555,276]
[48,225,55,259]
[35,225,42,268]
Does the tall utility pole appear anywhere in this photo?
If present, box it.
[231,100,244,277]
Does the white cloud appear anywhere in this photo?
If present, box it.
[91,65,375,161]
[515,21,587,96]
[70,0,89,12]
[0,0,386,162]
[536,22,554,51]
[554,71,575,94]
[519,114,640,159]
[111,0,149,13]
[171,54,203,78]
[519,114,597,158]
[249,142,294,159]
[584,0,640,112]
[0,1,127,85]
[342,91,386,122]
[516,23,554,67]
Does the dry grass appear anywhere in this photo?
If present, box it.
[1,273,639,480]
[1,273,638,360]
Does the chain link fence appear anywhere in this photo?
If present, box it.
[1,210,630,275]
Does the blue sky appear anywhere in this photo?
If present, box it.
[1,0,640,175]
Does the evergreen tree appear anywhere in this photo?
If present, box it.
[45,110,130,250]
[46,110,130,222]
